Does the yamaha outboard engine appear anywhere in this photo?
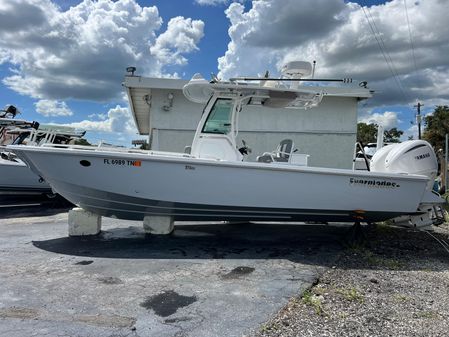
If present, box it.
[370,140,438,190]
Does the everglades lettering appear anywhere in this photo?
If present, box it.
[350,178,400,188]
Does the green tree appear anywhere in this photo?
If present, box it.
[74,138,91,146]
[357,122,404,145]
[384,127,403,143]
[423,105,449,150]
[357,122,377,145]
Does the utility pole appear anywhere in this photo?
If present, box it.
[441,133,449,191]
[414,102,423,139]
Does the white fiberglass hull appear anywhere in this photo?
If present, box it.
[0,157,51,194]
[10,146,431,222]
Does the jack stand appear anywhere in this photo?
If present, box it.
[344,221,366,247]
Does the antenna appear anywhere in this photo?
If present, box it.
[312,60,316,79]
[126,66,136,76]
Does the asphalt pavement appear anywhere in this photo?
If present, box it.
[0,201,348,337]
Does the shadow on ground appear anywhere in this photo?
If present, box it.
[336,224,449,272]
[0,194,72,218]
[32,222,449,271]
[33,223,347,265]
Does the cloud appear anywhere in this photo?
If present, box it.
[404,124,418,140]
[150,16,204,66]
[194,0,228,5]
[358,111,400,129]
[34,99,73,117]
[218,0,449,108]
[62,105,136,135]
[194,0,247,6]
[0,0,204,102]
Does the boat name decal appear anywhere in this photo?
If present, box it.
[349,177,400,188]
[103,159,141,167]
[415,152,430,160]
[185,165,196,170]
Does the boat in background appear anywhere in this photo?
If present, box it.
[0,116,85,195]
[8,62,445,226]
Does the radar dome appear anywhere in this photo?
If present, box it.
[281,61,312,79]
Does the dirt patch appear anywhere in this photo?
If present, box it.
[140,290,197,317]
[221,266,255,279]
[74,260,93,265]
[76,313,135,328]
[97,276,123,285]
[253,224,449,337]
[0,307,39,319]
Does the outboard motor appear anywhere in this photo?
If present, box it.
[370,140,438,190]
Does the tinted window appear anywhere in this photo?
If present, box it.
[202,99,233,134]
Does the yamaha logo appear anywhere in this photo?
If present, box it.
[415,152,430,160]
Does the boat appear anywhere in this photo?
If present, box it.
[0,119,85,195]
[352,125,394,171]
[0,105,37,146]
[8,62,444,225]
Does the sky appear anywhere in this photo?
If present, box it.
[0,0,448,145]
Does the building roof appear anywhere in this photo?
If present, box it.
[123,75,372,135]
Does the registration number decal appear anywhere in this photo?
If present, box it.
[104,159,141,167]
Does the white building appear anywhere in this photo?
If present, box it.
[124,74,371,169]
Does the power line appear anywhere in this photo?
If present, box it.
[367,6,409,99]
[361,3,409,102]
[404,0,418,73]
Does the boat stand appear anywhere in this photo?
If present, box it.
[68,207,102,236]
[143,215,174,235]
[344,221,366,246]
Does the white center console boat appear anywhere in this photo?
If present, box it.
[8,63,444,225]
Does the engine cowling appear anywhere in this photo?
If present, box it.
[370,140,438,190]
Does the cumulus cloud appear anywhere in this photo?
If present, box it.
[358,111,400,129]
[34,99,73,117]
[150,16,204,66]
[218,0,449,109]
[62,105,136,135]
[194,0,246,6]
[404,124,418,140]
[195,0,228,5]
[0,0,204,101]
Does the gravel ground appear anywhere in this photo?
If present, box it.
[250,223,449,337]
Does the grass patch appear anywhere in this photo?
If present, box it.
[375,221,394,232]
[416,310,439,319]
[312,285,326,296]
[394,294,410,302]
[259,322,281,333]
[336,287,365,303]
[350,246,404,270]
[302,289,325,315]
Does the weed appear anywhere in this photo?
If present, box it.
[417,310,439,319]
[259,322,280,332]
[337,312,349,319]
[394,294,409,302]
[302,289,325,315]
[336,287,365,303]
[312,285,326,296]
[376,221,394,233]
[353,247,404,270]
[382,258,403,270]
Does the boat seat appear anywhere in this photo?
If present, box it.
[257,139,296,163]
